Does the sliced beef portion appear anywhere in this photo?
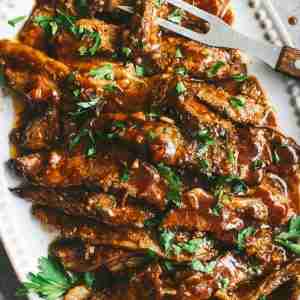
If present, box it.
[0,40,70,104]
[32,206,218,262]
[19,4,55,51]
[9,148,168,210]
[89,112,191,166]
[10,107,60,151]
[123,0,244,79]
[165,92,300,186]
[53,19,122,61]
[51,238,146,273]
[167,77,276,127]
[11,185,154,228]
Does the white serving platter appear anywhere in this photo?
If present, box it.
[0,0,299,298]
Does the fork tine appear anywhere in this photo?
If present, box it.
[165,0,224,25]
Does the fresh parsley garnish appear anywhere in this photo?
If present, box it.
[167,8,184,24]
[230,96,245,109]
[207,61,225,78]
[155,0,165,7]
[176,81,186,95]
[196,129,215,148]
[251,159,264,171]
[16,256,78,300]
[120,165,130,182]
[8,16,27,27]
[160,230,175,253]
[175,48,183,58]
[232,73,248,82]
[210,202,223,216]
[104,83,118,93]
[34,10,101,56]
[121,47,132,58]
[69,128,96,157]
[227,149,236,164]
[276,216,300,255]
[218,277,230,290]
[175,67,187,76]
[89,64,114,80]
[157,163,182,207]
[83,272,95,288]
[237,227,255,251]
[198,159,209,171]
[135,65,145,77]
[190,260,216,273]
[147,130,157,141]
[178,238,204,254]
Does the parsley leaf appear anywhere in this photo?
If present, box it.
[175,48,183,58]
[89,64,114,80]
[122,47,132,58]
[175,67,187,76]
[135,65,145,77]
[218,277,230,290]
[8,16,27,27]
[168,8,184,24]
[83,272,95,288]
[276,216,300,255]
[16,256,78,300]
[196,129,215,147]
[155,0,165,7]
[120,165,130,182]
[190,260,216,273]
[230,96,245,109]
[232,73,248,82]
[251,159,264,171]
[160,230,175,253]
[157,163,182,207]
[237,227,255,251]
[176,81,186,95]
[207,61,225,78]
[179,238,204,254]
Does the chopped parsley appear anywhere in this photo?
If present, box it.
[251,159,264,171]
[272,149,280,164]
[69,97,101,118]
[176,81,186,95]
[207,61,225,78]
[227,149,236,164]
[175,67,187,76]
[69,128,96,157]
[178,238,204,254]
[162,260,175,271]
[8,16,27,27]
[230,96,245,109]
[198,159,209,171]
[157,163,182,207]
[218,277,230,290]
[135,65,145,77]
[210,202,223,216]
[195,129,215,151]
[175,48,183,58]
[89,64,114,80]
[276,215,300,255]
[34,10,101,56]
[83,272,95,288]
[167,8,184,24]
[16,256,79,300]
[120,165,130,182]
[160,230,175,253]
[237,227,255,251]
[190,260,216,273]
[232,73,248,82]
[104,83,118,93]
[155,0,165,7]
[147,130,157,141]
[121,47,132,58]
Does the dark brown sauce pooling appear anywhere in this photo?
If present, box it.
[288,16,298,26]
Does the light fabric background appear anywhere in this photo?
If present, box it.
[0,0,300,299]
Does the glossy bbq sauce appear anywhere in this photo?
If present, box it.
[10,94,25,158]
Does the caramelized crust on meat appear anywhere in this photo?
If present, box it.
[12,185,154,228]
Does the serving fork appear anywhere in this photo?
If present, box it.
[155,0,300,79]
[120,0,297,79]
